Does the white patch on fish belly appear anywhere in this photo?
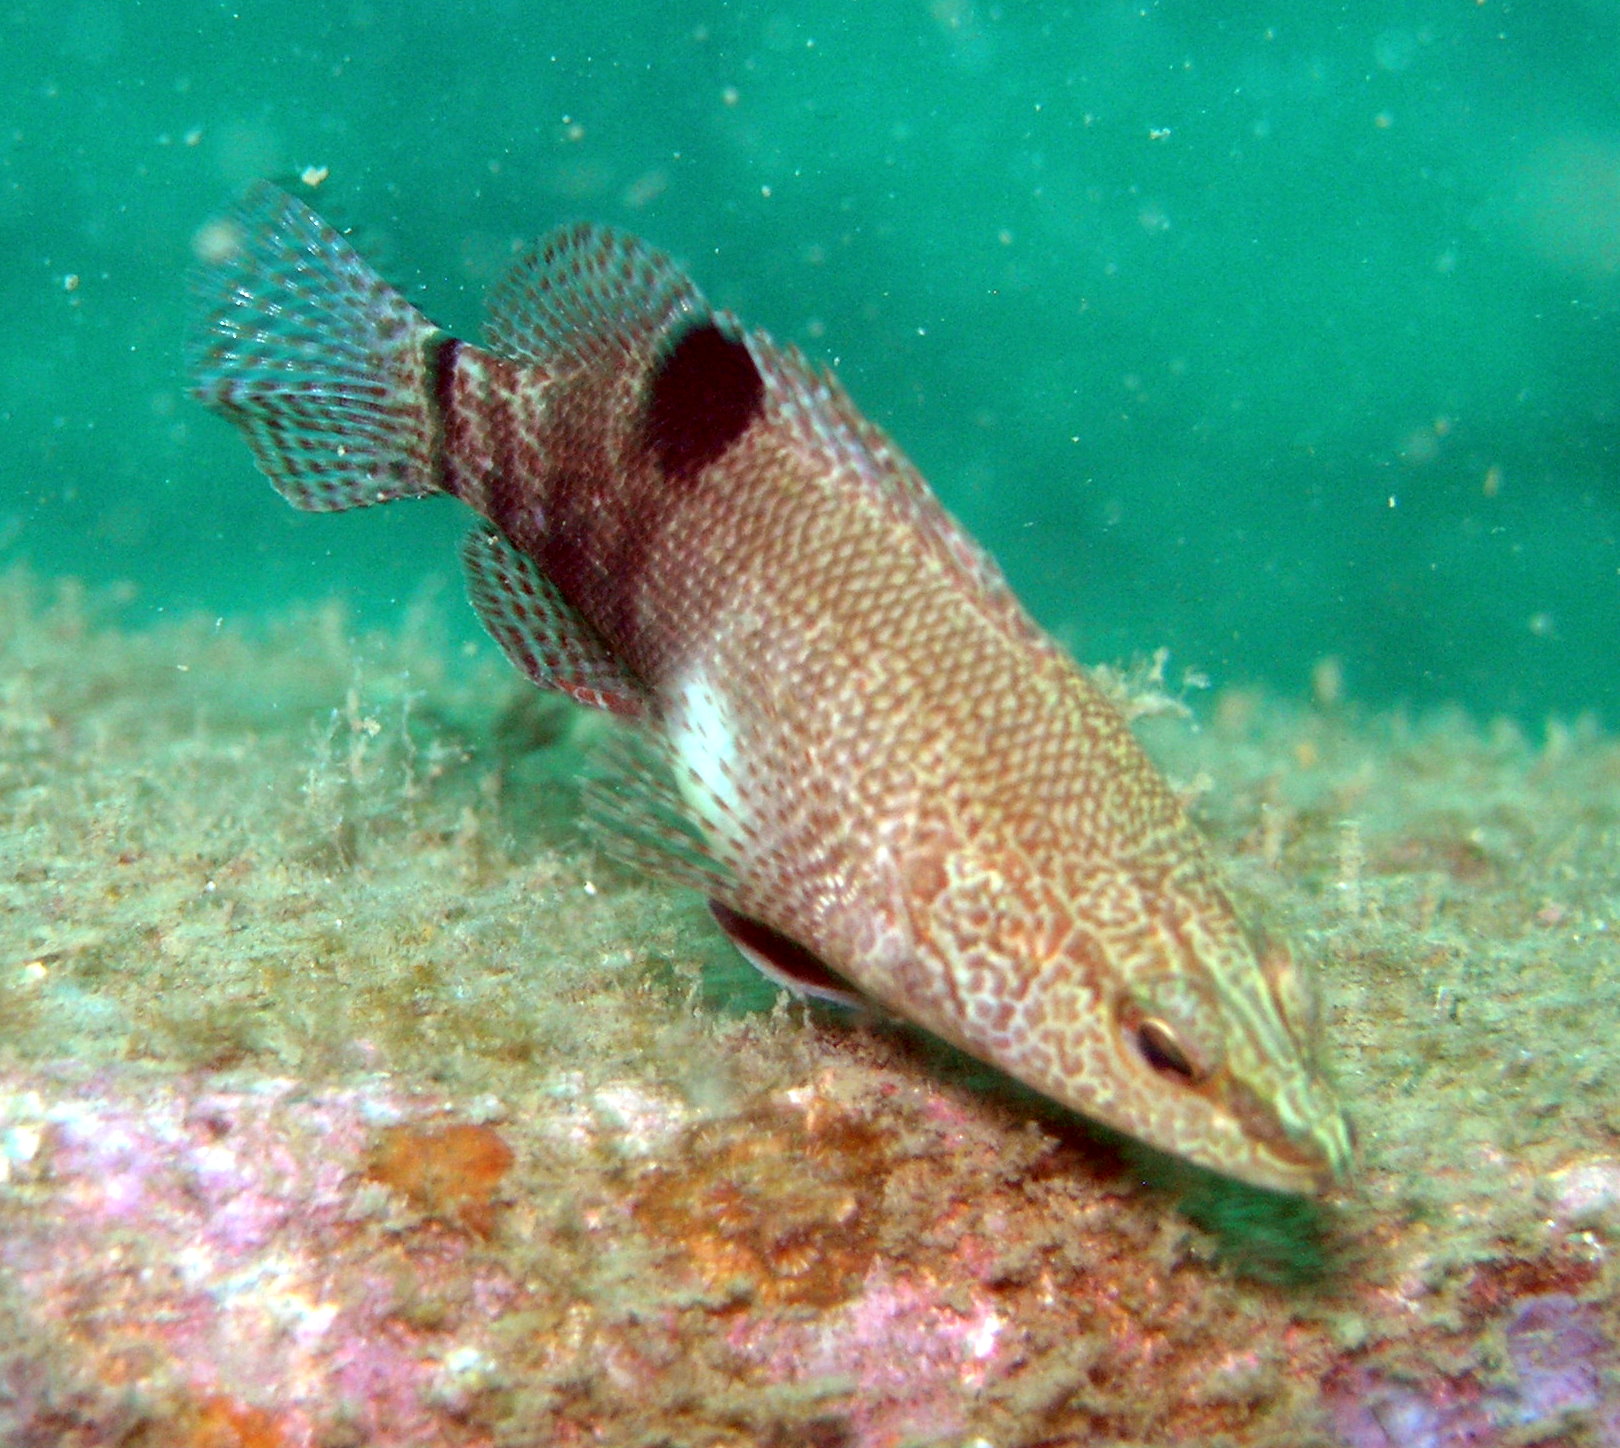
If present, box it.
[667,662,749,857]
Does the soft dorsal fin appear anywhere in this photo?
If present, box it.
[461,527,647,717]
[482,223,703,373]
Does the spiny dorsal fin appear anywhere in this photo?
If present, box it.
[753,339,1034,638]
[461,527,647,717]
[482,223,703,374]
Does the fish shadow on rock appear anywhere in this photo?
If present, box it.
[861,1017,1342,1288]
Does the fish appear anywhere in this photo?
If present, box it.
[187,182,1353,1196]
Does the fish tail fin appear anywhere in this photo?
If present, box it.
[187,181,447,512]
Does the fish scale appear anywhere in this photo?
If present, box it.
[189,181,1352,1195]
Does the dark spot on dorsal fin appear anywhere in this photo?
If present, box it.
[644,320,764,479]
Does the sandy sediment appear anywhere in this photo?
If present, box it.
[2,566,1619,1447]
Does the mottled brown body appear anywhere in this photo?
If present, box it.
[452,318,1211,1080]
[189,185,1351,1193]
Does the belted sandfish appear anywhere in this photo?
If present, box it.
[188,183,1351,1194]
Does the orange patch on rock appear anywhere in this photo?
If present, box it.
[188,1395,284,1448]
[368,1121,515,1238]
[632,1106,882,1309]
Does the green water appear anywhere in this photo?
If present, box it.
[4,1,1618,720]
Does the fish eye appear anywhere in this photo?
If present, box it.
[1133,1018,1199,1084]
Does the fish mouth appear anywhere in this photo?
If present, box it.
[1225,1079,1355,1195]
[1270,1132,1351,1196]
[1304,1105,1357,1189]
[1215,1132,1345,1197]
[1287,1086,1357,1192]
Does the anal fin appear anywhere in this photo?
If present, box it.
[462,527,646,717]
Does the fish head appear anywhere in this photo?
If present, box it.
[905,845,1353,1196]
[1079,885,1355,1195]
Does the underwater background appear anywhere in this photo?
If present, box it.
[10,5,1620,1446]
[4,0,1619,722]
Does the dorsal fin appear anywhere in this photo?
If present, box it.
[643,320,765,480]
[482,223,703,373]
[752,339,1035,639]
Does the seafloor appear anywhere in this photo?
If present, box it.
[2,565,1619,1448]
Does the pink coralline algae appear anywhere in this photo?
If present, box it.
[5,1045,1620,1446]
[0,1062,525,1447]
[728,1268,1005,1446]
[1327,1294,1620,1447]
[2,1055,1048,1448]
